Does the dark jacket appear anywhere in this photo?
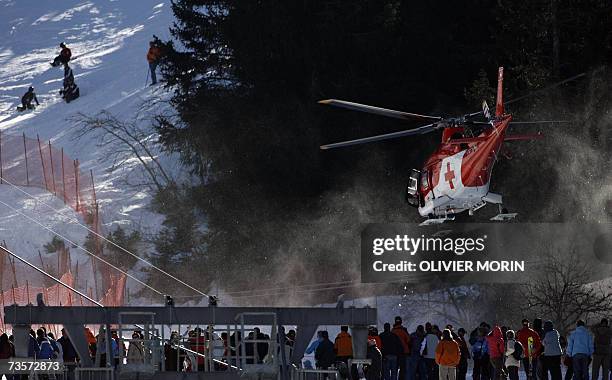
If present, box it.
[366,345,383,380]
[315,338,336,369]
[593,325,612,355]
[58,336,77,362]
[409,331,425,357]
[22,90,39,105]
[379,330,403,357]
[0,335,14,359]
[60,47,72,60]
[28,335,40,358]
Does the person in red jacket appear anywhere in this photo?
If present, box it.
[52,42,72,67]
[486,326,507,380]
[517,319,543,380]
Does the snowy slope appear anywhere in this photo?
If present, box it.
[0,0,178,277]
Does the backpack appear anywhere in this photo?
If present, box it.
[472,340,485,360]
[512,340,524,361]
[39,339,55,360]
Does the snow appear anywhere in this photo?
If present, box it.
[0,0,179,271]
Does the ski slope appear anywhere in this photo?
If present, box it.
[0,0,178,273]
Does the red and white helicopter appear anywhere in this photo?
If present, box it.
[320,67,578,225]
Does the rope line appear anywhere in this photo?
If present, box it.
[0,177,208,297]
[0,199,163,296]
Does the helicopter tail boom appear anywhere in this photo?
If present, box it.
[496,67,504,116]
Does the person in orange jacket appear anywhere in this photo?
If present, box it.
[84,327,97,359]
[146,38,163,85]
[517,319,543,380]
[435,329,461,380]
[334,325,353,364]
[392,316,411,380]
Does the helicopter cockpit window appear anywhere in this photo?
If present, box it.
[421,171,429,188]
[407,177,418,192]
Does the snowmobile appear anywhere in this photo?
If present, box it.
[60,83,80,103]
[16,104,36,112]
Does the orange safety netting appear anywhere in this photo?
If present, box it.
[0,131,97,219]
[0,131,126,332]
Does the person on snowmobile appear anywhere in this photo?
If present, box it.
[63,64,74,88]
[60,82,80,103]
[51,42,72,67]
[59,64,79,103]
[20,86,39,110]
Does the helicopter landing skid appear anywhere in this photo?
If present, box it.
[490,212,518,221]
[419,214,456,226]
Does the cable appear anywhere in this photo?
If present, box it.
[0,199,163,296]
[0,177,208,298]
[0,245,103,307]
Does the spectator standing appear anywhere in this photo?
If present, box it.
[518,319,543,380]
[567,320,594,380]
[541,321,562,380]
[380,323,403,380]
[506,330,522,380]
[592,319,611,380]
[456,328,471,380]
[435,329,461,380]
[424,323,441,380]
[486,326,506,380]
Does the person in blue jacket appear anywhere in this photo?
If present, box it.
[567,320,594,380]
[471,327,490,380]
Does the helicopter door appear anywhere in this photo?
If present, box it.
[405,169,421,207]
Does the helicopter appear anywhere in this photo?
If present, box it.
[319,67,582,225]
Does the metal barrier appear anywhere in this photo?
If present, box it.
[290,368,341,380]
[74,367,114,380]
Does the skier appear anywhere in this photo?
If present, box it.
[51,42,72,67]
[146,39,162,85]
[19,86,39,111]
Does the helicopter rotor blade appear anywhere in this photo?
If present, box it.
[318,99,443,121]
[471,120,570,125]
[320,123,438,150]
[504,73,586,106]
[509,120,571,124]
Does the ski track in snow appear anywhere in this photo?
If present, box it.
[0,0,179,284]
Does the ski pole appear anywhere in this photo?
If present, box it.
[144,67,150,88]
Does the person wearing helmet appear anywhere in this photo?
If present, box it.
[20,86,39,110]
[51,42,72,67]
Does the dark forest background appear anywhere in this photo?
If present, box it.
[145,0,612,303]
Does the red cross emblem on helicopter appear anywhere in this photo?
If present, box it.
[444,162,456,189]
